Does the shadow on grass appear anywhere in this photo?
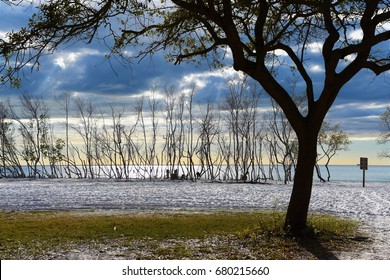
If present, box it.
[295,234,339,260]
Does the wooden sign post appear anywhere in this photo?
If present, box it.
[360,157,368,188]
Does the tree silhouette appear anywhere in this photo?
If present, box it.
[317,121,351,182]
[1,0,389,231]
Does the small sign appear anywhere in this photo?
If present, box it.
[360,157,368,170]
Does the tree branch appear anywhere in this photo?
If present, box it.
[270,43,314,108]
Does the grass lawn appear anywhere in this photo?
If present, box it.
[0,210,368,259]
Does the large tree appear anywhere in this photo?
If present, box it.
[1,0,390,231]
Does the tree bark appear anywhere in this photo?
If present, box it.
[284,127,318,232]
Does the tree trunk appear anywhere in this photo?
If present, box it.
[315,163,326,183]
[284,129,318,232]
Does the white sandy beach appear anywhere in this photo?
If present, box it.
[0,179,389,259]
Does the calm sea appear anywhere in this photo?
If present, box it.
[316,165,389,182]
[6,164,389,183]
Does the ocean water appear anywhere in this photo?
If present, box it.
[316,165,389,182]
[3,164,389,183]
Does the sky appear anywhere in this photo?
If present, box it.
[0,2,389,166]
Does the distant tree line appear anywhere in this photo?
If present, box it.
[0,78,351,181]
[377,106,390,159]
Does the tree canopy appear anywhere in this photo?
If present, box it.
[1,0,389,231]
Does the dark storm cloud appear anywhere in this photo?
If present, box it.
[0,3,389,138]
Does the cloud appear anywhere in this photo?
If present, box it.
[309,64,324,73]
[307,42,323,53]
[0,31,7,39]
[327,100,386,141]
[271,49,289,56]
[349,29,363,41]
[381,22,390,30]
[179,67,238,91]
[53,48,103,70]
[335,103,385,115]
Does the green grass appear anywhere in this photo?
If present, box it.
[0,210,367,259]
